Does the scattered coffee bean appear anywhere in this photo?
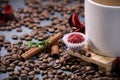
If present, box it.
[12,35,18,40]
[86,53,91,57]
[0,35,5,42]
[25,36,32,41]
[7,67,14,71]
[0,1,119,79]
[16,28,22,32]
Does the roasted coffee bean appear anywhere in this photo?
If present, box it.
[43,74,48,79]
[16,28,22,32]
[47,57,53,62]
[85,66,93,71]
[57,70,63,75]
[52,19,59,25]
[20,73,27,80]
[54,63,61,69]
[86,53,91,57]
[13,75,19,80]
[47,61,54,67]
[52,78,59,80]
[9,63,15,67]
[21,70,28,74]
[52,70,57,74]
[0,27,6,31]
[34,67,40,73]
[7,67,14,71]
[25,36,32,41]
[6,26,12,31]
[20,35,25,40]
[55,59,60,64]
[33,77,39,80]
[0,67,7,73]
[80,50,86,55]
[86,70,95,75]
[106,71,112,77]
[18,62,24,66]
[0,42,3,47]
[4,40,10,44]
[98,70,105,76]
[24,67,30,71]
[28,71,35,75]
[28,74,35,80]
[9,71,14,76]
[48,28,55,33]
[12,35,18,40]
[61,66,66,70]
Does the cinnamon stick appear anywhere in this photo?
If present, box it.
[51,42,59,57]
[21,32,63,60]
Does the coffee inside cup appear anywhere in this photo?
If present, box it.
[92,0,120,6]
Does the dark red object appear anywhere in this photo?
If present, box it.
[112,57,120,73]
[67,33,84,43]
[0,3,14,24]
[69,12,85,33]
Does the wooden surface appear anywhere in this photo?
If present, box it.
[67,48,116,71]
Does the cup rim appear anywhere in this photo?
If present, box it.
[89,0,120,8]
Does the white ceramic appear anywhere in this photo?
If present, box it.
[85,0,120,57]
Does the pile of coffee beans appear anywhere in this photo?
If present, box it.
[0,0,120,80]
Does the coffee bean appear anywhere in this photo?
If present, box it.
[98,70,105,76]
[20,73,27,80]
[28,71,35,75]
[16,28,22,32]
[53,78,59,80]
[0,35,5,42]
[86,53,91,57]
[21,70,28,74]
[0,27,6,31]
[18,62,24,66]
[86,70,95,75]
[4,40,10,44]
[47,57,53,62]
[7,67,14,71]
[6,27,12,31]
[15,23,21,28]
[43,74,48,79]
[0,42,3,47]
[52,19,59,25]
[34,67,40,73]
[42,59,47,63]
[0,67,7,73]
[9,63,15,67]
[33,77,39,80]
[47,61,54,67]
[57,70,63,75]
[55,59,60,64]
[48,28,55,33]
[54,63,61,69]
[106,71,112,77]
[25,36,32,41]
[9,71,14,76]
[52,70,57,75]
[14,71,20,76]
[85,66,93,71]
[12,35,18,40]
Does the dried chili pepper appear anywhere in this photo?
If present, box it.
[69,12,85,33]
[0,3,15,24]
[112,57,120,73]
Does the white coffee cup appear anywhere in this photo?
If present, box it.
[85,0,120,57]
